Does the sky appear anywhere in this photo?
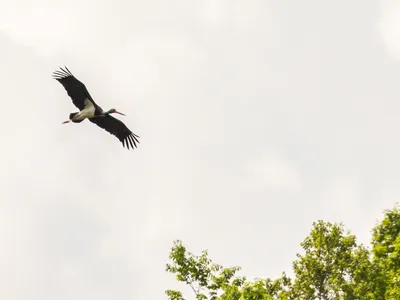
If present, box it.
[0,0,400,299]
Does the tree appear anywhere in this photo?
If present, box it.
[165,240,292,300]
[166,205,400,299]
[165,240,242,300]
[371,204,400,298]
[291,221,374,299]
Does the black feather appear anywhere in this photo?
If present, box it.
[89,115,140,149]
[53,67,97,111]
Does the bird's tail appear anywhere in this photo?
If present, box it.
[69,112,84,123]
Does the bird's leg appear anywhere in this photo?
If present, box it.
[62,120,71,124]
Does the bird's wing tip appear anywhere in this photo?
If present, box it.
[52,66,74,79]
[122,134,140,150]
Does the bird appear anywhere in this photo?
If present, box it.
[53,66,140,149]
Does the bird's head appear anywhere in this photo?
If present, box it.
[107,108,125,116]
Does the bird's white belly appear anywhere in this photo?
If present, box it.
[78,108,95,119]
[74,98,95,120]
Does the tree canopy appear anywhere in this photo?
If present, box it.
[166,204,400,299]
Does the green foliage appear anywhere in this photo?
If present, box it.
[166,240,293,300]
[166,204,400,300]
[165,240,242,300]
[165,290,185,300]
[292,221,374,299]
[371,204,400,298]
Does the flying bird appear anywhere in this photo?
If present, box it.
[53,66,140,149]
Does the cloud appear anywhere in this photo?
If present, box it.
[377,0,400,60]
[196,0,270,31]
[249,150,302,191]
[318,175,361,220]
[1,1,400,299]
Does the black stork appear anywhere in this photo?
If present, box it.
[53,66,140,149]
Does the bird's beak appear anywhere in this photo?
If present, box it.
[62,120,71,124]
[116,111,126,116]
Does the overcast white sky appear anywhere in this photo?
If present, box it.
[0,0,400,299]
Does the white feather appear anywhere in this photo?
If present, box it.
[74,99,95,121]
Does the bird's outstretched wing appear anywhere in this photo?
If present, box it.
[89,115,140,149]
[53,66,96,110]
